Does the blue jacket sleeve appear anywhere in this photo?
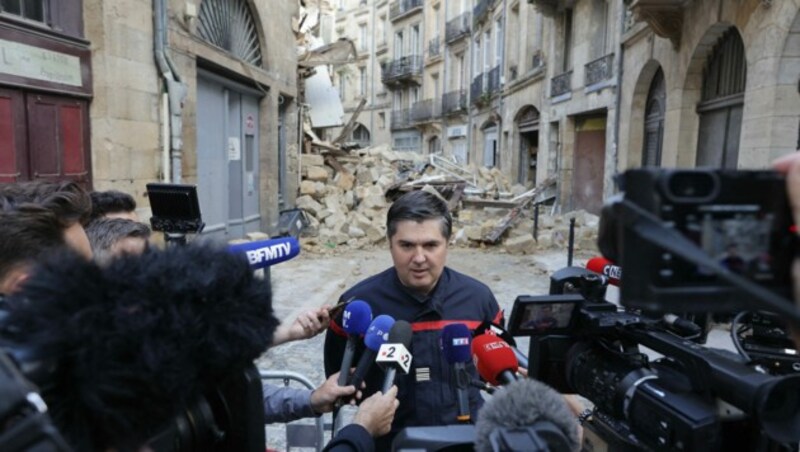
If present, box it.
[262,382,319,424]
[323,424,375,452]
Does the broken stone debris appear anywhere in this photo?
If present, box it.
[294,144,598,256]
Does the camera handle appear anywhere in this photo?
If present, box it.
[614,200,800,326]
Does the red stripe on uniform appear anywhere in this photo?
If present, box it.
[410,320,483,332]
[492,310,504,325]
[329,319,347,337]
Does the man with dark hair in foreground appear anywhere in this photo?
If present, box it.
[89,189,138,221]
[324,190,502,449]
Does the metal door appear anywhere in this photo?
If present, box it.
[197,72,262,241]
[573,116,606,214]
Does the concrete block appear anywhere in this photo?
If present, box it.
[296,195,324,216]
[336,172,356,190]
[306,165,329,181]
[505,234,535,255]
[246,231,270,241]
[301,153,325,167]
[348,226,366,238]
[300,180,320,196]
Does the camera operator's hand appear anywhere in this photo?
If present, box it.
[773,151,800,348]
[352,386,400,437]
[272,307,331,346]
[310,371,357,414]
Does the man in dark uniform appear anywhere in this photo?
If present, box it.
[324,190,503,449]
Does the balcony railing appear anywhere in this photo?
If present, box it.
[381,55,423,83]
[550,70,572,97]
[389,0,423,22]
[442,90,467,115]
[471,74,484,104]
[445,13,471,43]
[428,36,441,59]
[391,109,412,130]
[487,65,501,93]
[585,53,614,87]
[473,0,497,27]
[410,99,442,123]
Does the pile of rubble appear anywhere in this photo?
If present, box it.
[294,145,599,256]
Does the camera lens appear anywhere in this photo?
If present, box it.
[664,171,719,202]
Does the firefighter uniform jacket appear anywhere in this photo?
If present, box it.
[323,266,503,449]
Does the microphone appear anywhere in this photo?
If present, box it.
[441,323,473,423]
[227,236,300,269]
[474,379,581,452]
[337,300,373,386]
[348,315,395,389]
[376,320,413,394]
[0,244,281,451]
[474,321,529,369]
[471,334,519,386]
[586,256,621,286]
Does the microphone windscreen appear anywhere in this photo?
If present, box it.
[441,323,472,364]
[474,379,581,452]
[364,315,395,351]
[227,236,300,269]
[473,320,517,347]
[388,320,413,347]
[342,300,373,335]
[586,256,621,286]
[471,334,518,386]
[0,244,280,451]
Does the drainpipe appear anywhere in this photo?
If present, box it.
[612,1,625,177]
[154,0,188,183]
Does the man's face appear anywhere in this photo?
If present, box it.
[63,222,94,260]
[389,219,448,295]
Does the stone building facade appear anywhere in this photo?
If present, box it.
[331,0,800,215]
[1,0,301,239]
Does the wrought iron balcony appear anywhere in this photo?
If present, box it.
[473,0,497,27]
[445,13,471,43]
[487,65,501,93]
[471,74,485,104]
[389,0,423,22]
[585,53,614,87]
[381,55,423,84]
[428,36,441,59]
[442,90,467,115]
[410,99,442,123]
[550,70,572,97]
[391,109,412,130]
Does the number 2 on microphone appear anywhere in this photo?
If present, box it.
[385,346,396,358]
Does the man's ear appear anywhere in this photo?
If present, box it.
[0,265,31,294]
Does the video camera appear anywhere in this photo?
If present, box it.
[507,168,800,451]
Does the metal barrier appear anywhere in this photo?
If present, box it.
[261,370,326,451]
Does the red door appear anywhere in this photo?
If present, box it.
[572,116,606,215]
[0,87,91,186]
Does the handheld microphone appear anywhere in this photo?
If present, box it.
[337,300,373,386]
[474,379,581,452]
[376,320,413,394]
[442,323,473,423]
[228,236,300,270]
[474,321,529,369]
[586,256,621,286]
[348,315,395,389]
[471,334,519,386]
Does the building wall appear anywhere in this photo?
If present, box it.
[85,0,300,232]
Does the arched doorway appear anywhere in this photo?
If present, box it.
[515,106,540,185]
[696,28,746,168]
[643,68,665,167]
[351,123,371,148]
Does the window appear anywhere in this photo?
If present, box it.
[378,112,386,129]
[473,38,481,75]
[339,74,346,101]
[495,19,502,67]
[562,9,573,72]
[359,67,367,97]
[198,0,263,66]
[411,24,421,56]
[379,15,387,44]
[1,0,46,22]
[395,31,404,58]
[642,68,665,167]
[483,31,491,72]
[359,23,368,51]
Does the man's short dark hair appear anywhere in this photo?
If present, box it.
[0,181,92,281]
[86,218,151,263]
[386,190,452,240]
[90,190,136,220]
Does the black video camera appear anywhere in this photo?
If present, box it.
[598,168,797,315]
[508,267,800,451]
